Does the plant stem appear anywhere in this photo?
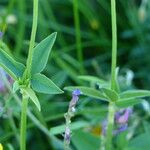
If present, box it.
[105,0,117,149]
[110,0,117,91]
[26,0,38,78]
[20,92,28,150]
[73,0,84,74]
[105,102,115,150]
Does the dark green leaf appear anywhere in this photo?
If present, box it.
[31,73,63,94]
[31,32,57,75]
[64,86,108,101]
[0,49,25,79]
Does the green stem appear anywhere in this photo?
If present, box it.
[26,0,38,78]
[73,0,84,74]
[105,103,115,150]
[20,92,28,150]
[105,0,117,149]
[110,0,117,90]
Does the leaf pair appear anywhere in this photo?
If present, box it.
[0,33,63,111]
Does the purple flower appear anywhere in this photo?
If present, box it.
[0,31,3,38]
[64,127,71,144]
[102,108,132,136]
[115,108,132,124]
[69,89,82,110]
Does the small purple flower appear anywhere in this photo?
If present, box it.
[102,107,132,136]
[69,89,81,110]
[64,127,71,144]
[63,89,81,147]
[0,31,3,38]
[115,108,132,124]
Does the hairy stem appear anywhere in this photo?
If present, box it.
[20,92,28,150]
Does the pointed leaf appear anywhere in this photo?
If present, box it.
[0,49,25,79]
[31,73,63,94]
[116,98,143,108]
[31,32,57,75]
[102,88,119,102]
[120,90,150,99]
[24,88,41,111]
[78,75,106,84]
[64,86,108,101]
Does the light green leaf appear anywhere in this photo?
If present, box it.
[0,49,25,79]
[31,32,57,75]
[72,129,99,150]
[24,88,41,111]
[120,90,150,99]
[31,73,63,94]
[13,81,20,93]
[78,75,106,84]
[102,88,119,102]
[49,121,89,135]
[116,98,143,108]
[64,86,108,101]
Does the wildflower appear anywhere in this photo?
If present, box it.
[102,107,132,136]
[64,89,81,148]
[69,89,81,112]
[115,108,132,124]
[64,127,71,145]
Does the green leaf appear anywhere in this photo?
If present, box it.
[31,73,63,94]
[120,90,150,99]
[23,88,41,111]
[64,86,108,101]
[72,129,99,150]
[13,81,20,93]
[102,88,119,102]
[49,121,89,135]
[129,132,150,150]
[0,49,25,79]
[78,75,106,84]
[31,32,57,75]
[115,98,143,108]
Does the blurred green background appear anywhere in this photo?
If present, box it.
[0,0,150,150]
